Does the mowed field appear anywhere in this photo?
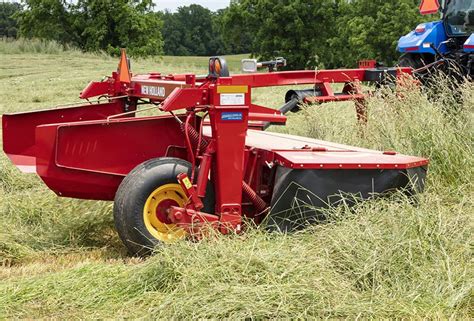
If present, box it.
[0,41,473,319]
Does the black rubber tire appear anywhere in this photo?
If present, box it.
[399,53,464,107]
[398,53,440,85]
[113,157,215,256]
[398,53,426,70]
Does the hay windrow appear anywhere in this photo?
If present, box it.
[0,45,472,319]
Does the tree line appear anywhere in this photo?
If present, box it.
[0,0,429,68]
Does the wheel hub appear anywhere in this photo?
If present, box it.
[143,184,187,242]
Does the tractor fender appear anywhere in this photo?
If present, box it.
[397,21,448,55]
[463,33,474,53]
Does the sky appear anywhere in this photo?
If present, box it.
[154,0,231,12]
[2,0,232,12]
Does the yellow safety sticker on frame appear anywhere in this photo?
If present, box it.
[183,177,193,189]
[217,85,249,94]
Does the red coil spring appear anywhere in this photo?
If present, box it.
[243,181,267,213]
[180,122,208,151]
[181,119,268,213]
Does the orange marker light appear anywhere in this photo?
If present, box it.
[419,0,440,15]
[215,59,222,75]
[118,48,131,84]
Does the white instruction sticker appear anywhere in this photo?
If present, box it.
[220,93,245,106]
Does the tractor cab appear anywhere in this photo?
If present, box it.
[397,0,474,78]
[443,0,474,36]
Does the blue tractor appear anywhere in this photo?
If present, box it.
[398,0,473,78]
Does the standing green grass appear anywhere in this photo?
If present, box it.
[0,42,472,318]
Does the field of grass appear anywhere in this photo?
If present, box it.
[0,39,473,319]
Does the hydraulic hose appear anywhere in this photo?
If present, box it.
[180,121,209,151]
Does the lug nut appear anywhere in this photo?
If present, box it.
[174,211,183,220]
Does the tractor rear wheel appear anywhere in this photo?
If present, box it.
[398,53,427,70]
[399,53,437,83]
[113,157,215,256]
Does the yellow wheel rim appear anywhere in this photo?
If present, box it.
[143,184,187,243]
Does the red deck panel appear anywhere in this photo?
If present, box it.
[274,150,428,170]
[243,130,374,152]
[203,128,429,170]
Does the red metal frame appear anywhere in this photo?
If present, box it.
[2,52,426,236]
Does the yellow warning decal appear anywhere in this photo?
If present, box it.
[217,85,248,94]
[182,177,193,189]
